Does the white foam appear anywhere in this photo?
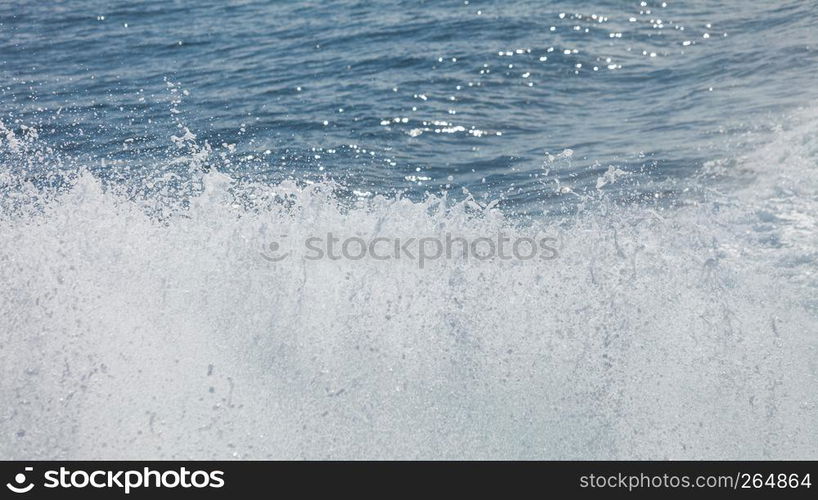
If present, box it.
[1,111,816,459]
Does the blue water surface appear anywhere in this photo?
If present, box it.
[2,0,817,208]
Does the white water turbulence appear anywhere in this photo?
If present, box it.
[1,106,817,460]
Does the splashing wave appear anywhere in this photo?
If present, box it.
[1,108,816,459]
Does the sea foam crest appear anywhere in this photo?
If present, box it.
[1,110,816,459]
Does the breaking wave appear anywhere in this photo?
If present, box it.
[0,107,816,459]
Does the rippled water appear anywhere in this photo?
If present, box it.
[5,0,817,206]
[1,1,817,459]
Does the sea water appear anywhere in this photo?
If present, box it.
[1,0,817,459]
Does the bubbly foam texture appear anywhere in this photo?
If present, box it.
[1,111,816,459]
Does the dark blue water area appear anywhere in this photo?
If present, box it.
[2,0,818,212]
